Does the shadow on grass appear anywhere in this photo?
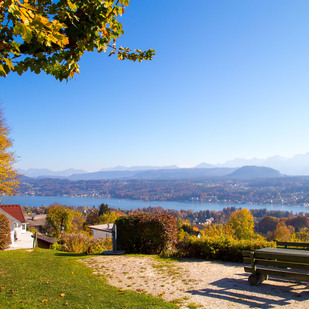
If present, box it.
[158,255,182,262]
[54,252,89,258]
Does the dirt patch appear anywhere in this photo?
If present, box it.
[82,255,309,308]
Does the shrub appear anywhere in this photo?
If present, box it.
[57,233,113,254]
[87,238,112,254]
[176,235,275,262]
[60,233,89,253]
[291,228,309,242]
[115,213,177,254]
[0,213,11,250]
[51,242,62,251]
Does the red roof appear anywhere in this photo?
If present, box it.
[0,205,25,223]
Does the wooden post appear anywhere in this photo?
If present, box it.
[112,224,117,252]
[33,232,38,248]
[250,251,256,274]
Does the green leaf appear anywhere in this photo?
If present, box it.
[13,22,32,43]
[0,64,7,76]
[4,58,14,70]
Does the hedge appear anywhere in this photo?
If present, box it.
[115,213,177,254]
[176,235,275,262]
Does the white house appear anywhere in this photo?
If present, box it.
[0,204,27,245]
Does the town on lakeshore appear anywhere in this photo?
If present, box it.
[16,165,309,206]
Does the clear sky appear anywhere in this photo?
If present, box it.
[2,0,309,171]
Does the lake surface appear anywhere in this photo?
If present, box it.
[1,195,309,214]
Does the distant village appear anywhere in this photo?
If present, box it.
[18,175,309,206]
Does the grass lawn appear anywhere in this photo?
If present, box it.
[0,249,177,309]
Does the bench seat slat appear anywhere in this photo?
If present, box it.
[244,266,309,281]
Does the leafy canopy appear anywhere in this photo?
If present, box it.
[228,208,255,240]
[46,203,75,237]
[0,108,19,196]
[0,0,155,80]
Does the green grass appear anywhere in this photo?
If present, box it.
[0,249,177,309]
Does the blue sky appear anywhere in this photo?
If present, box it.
[2,0,309,171]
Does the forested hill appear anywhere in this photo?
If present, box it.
[228,166,282,179]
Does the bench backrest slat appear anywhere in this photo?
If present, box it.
[254,251,309,263]
[276,241,309,249]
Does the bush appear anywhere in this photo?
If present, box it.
[57,233,113,254]
[60,233,88,253]
[115,213,177,254]
[87,238,112,254]
[0,213,11,250]
[176,235,275,262]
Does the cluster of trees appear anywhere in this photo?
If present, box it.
[257,215,309,242]
[44,203,121,237]
[1,199,306,256]
[22,202,309,243]
[122,206,309,245]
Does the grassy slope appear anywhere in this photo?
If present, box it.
[0,249,176,309]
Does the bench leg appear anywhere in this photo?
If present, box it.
[248,273,268,286]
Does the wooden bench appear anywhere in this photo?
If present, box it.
[276,241,309,249]
[242,246,309,285]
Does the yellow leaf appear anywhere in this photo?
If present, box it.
[62,37,69,45]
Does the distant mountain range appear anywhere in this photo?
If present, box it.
[19,166,283,181]
[18,152,309,179]
[197,153,309,175]
[18,168,86,178]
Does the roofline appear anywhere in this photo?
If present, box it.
[0,208,22,224]
[88,226,113,233]
[0,204,26,223]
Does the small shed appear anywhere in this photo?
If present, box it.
[32,233,57,249]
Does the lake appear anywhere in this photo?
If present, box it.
[1,195,308,214]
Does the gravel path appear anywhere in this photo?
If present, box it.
[82,255,309,308]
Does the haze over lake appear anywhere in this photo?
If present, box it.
[1,195,309,214]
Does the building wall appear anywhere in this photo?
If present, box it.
[8,221,25,244]
[9,221,15,245]
[92,230,112,239]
